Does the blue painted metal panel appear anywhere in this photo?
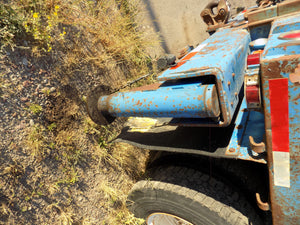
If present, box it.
[226,98,266,163]
[261,14,300,224]
[250,23,271,40]
[157,28,250,82]
[156,28,250,126]
[262,14,300,61]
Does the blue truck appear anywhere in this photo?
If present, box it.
[87,0,300,224]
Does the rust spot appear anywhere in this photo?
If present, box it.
[275,41,300,49]
[211,40,221,44]
[197,95,203,100]
[293,93,300,101]
[289,64,300,84]
[229,148,235,153]
[236,125,243,129]
[135,100,142,107]
[165,96,168,101]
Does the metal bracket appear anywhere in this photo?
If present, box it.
[200,0,230,29]
[245,74,262,109]
[256,193,270,211]
[249,136,265,153]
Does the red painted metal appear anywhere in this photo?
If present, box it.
[269,78,290,153]
[247,53,260,65]
[282,32,300,39]
[246,85,260,104]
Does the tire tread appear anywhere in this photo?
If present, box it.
[128,166,263,225]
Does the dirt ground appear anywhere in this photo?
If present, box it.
[141,0,257,54]
[0,47,151,224]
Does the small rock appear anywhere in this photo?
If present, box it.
[50,87,56,93]
[22,58,28,66]
[29,119,34,126]
[21,97,28,102]
[23,80,30,87]
[18,85,23,91]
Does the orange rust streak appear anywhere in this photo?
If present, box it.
[170,61,186,70]
[170,52,198,70]
[182,51,197,61]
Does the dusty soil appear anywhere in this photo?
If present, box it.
[0,49,149,224]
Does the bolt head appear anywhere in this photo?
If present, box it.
[229,148,235,153]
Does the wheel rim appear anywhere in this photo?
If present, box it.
[147,212,194,225]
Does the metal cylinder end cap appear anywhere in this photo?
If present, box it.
[86,85,116,125]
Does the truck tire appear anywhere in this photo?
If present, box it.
[127,166,262,225]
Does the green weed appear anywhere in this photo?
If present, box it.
[28,103,42,115]
[47,123,57,132]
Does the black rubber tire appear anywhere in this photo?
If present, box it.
[127,166,263,225]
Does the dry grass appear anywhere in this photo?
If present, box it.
[1,0,158,83]
[1,0,158,224]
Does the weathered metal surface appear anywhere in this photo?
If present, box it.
[205,1,300,33]
[260,14,300,224]
[86,85,115,125]
[249,23,271,40]
[245,73,262,109]
[247,5,277,23]
[256,193,270,211]
[247,0,300,24]
[93,27,250,127]
[157,28,250,126]
[200,0,230,30]
[277,0,300,16]
[249,136,266,154]
[114,116,238,159]
[225,98,266,164]
[97,83,220,119]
